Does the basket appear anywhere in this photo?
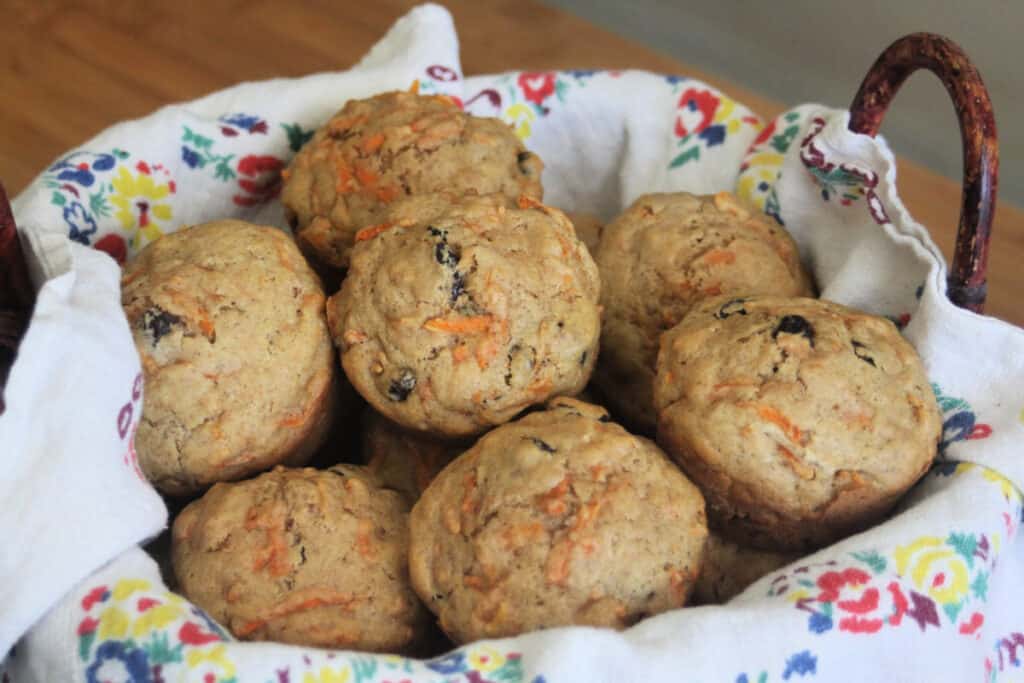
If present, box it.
[2,14,1021,682]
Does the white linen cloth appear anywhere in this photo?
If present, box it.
[3,5,1023,682]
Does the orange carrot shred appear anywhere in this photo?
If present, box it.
[703,249,737,266]
[424,315,495,334]
[355,222,395,242]
[757,405,803,444]
[360,133,385,154]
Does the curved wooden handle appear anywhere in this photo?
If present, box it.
[848,32,998,313]
[0,182,34,414]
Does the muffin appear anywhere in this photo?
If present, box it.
[122,220,336,496]
[564,211,604,256]
[595,191,813,433]
[171,465,429,652]
[328,193,601,438]
[361,408,465,503]
[280,90,544,268]
[653,295,942,551]
[409,397,708,643]
[692,531,797,604]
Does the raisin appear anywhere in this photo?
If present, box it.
[714,298,748,320]
[851,340,877,367]
[525,436,557,453]
[387,369,417,401]
[772,315,815,347]
[579,350,588,366]
[427,226,445,238]
[435,241,460,268]
[597,413,612,423]
[142,307,181,345]
[450,270,467,303]
[517,151,536,174]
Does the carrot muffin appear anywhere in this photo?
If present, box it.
[653,295,941,551]
[328,193,600,438]
[361,408,465,503]
[122,220,336,496]
[280,90,544,268]
[171,465,429,651]
[409,397,707,643]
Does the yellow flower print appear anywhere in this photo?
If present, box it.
[97,605,130,639]
[894,536,969,606]
[111,578,151,601]
[109,165,175,248]
[186,644,237,680]
[468,645,505,672]
[504,103,536,140]
[302,666,351,683]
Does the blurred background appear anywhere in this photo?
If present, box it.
[544,0,1022,206]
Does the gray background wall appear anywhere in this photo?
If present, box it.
[543,0,1022,206]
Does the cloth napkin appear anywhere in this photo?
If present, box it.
[4,4,1024,682]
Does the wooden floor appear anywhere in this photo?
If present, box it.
[2,0,1021,326]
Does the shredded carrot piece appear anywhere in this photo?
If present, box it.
[278,412,306,428]
[354,164,378,186]
[354,222,395,242]
[328,114,367,135]
[463,575,487,590]
[360,132,385,154]
[461,472,478,515]
[703,249,736,266]
[424,315,495,334]
[517,194,543,210]
[776,444,815,480]
[355,518,376,558]
[452,343,470,362]
[245,505,290,577]
[702,284,723,296]
[375,184,400,202]
[537,476,571,516]
[757,405,803,444]
[408,79,420,95]
[335,162,354,193]
[236,588,358,638]
[280,168,292,181]
[476,336,500,369]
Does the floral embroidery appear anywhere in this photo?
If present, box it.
[771,526,995,638]
[109,163,176,248]
[76,578,235,683]
[234,154,286,207]
[481,70,596,137]
[986,632,1024,681]
[424,646,524,681]
[736,110,807,223]
[931,383,993,455]
[283,123,315,153]
[219,113,269,137]
[669,87,761,169]
[734,650,818,681]
[182,126,238,181]
[800,117,889,223]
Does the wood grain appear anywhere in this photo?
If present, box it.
[2,0,1021,325]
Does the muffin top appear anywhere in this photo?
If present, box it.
[409,397,708,643]
[122,220,335,495]
[172,465,429,652]
[281,90,544,268]
[654,295,941,550]
[328,193,601,437]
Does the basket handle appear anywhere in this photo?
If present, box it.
[848,32,998,313]
[0,182,34,414]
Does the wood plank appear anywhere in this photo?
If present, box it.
[1,0,1020,326]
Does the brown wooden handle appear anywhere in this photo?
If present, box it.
[849,32,998,313]
[0,182,34,414]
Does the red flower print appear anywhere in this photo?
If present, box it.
[233,154,284,207]
[95,233,127,264]
[179,621,223,646]
[518,72,557,106]
[675,88,720,138]
[81,585,110,611]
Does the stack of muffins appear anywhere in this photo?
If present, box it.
[122,89,942,653]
